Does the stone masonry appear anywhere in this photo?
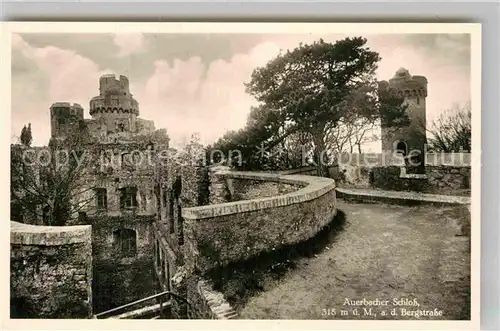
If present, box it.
[10,221,93,318]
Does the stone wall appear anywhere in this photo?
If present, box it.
[164,138,207,208]
[425,152,471,193]
[187,279,237,319]
[153,222,183,292]
[10,221,92,318]
[331,152,471,194]
[225,178,301,202]
[336,152,405,188]
[371,165,471,195]
[90,214,156,313]
[371,166,428,192]
[183,171,337,274]
[156,170,337,319]
[426,166,471,192]
[92,257,158,314]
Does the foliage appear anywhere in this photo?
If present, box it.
[210,37,408,174]
[11,119,95,226]
[426,103,471,152]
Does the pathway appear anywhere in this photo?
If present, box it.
[336,187,471,205]
[238,201,471,320]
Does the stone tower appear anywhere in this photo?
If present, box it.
[380,68,427,159]
[50,102,84,138]
[89,74,140,136]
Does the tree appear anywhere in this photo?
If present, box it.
[326,116,378,154]
[20,123,32,147]
[426,103,471,153]
[245,38,408,175]
[11,120,95,226]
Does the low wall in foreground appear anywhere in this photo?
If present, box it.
[182,171,337,275]
[10,221,93,319]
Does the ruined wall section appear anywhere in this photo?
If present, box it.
[72,130,168,313]
[10,221,92,318]
[80,138,166,313]
[50,102,84,138]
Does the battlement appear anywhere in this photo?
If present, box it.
[50,102,84,118]
[91,74,139,117]
[382,68,428,98]
[50,102,83,110]
[50,102,85,138]
[99,74,130,96]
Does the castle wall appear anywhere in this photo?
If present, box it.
[10,222,92,318]
[50,102,84,138]
[90,214,157,313]
[426,166,471,193]
[425,152,472,194]
[76,142,162,313]
[136,118,156,135]
[334,152,472,195]
[183,171,336,274]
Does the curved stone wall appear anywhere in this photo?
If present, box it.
[182,171,337,274]
[10,222,93,318]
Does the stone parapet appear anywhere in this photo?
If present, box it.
[10,221,93,318]
[10,221,91,246]
[182,171,337,274]
[184,171,335,219]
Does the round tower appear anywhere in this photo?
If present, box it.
[89,74,139,135]
[381,68,427,160]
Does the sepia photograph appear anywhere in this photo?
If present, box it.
[4,22,480,328]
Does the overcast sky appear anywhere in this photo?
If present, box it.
[11,33,471,150]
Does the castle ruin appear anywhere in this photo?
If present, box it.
[49,74,169,313]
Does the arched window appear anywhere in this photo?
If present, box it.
[395,140,408,157]
[113,228,137,256]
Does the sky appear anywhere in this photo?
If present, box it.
[11,32,471,150]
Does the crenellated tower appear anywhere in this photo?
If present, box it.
[50,102,84,138]
[89,74,140,135]
[380,68,427,159]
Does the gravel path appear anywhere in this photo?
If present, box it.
[239,201,471,320]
